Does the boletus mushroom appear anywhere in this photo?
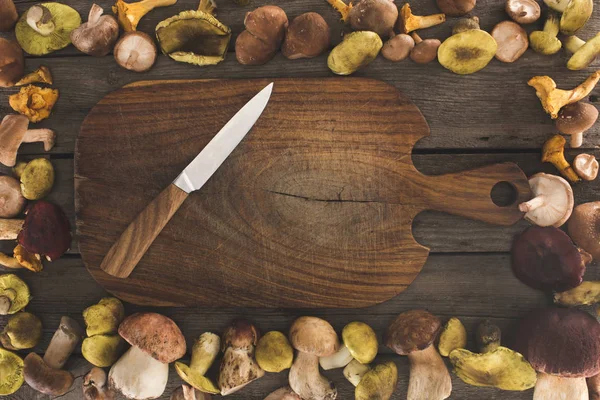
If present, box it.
[235,6,288,65]
[109,313,186,399]
[9,85,60,123]
[218,319,265,395]
[0,38,24,87]
[385,309,452,400]
[573,153,598,181]
[438,29,497,74]
[328,31,383,75]
[382,33,414,62]
[529,11,562,55]
[475,320,501,353]
[559,0,593,35]
[568,202,600,259]
[175,332,220,394]
[84,367,115,400]
[505,0,541,24]
[282,12,330,60]
[0,0,18,31]
[0,273,31,315]
[452,16,479,35]
[320,321,378,370]
[71,4,119,56]
[327,0,398,37]
[265,387,301,400]
[19,158,55,200]
[541,135,580,183]
[437,317,467,357]
[518,173,573,227]
[436,0,475,16]
[156,0,232,66]
[113,0,177,32]
[556,102,598,147]
[82,297,126,368]
[288,316,338,400]
[410,32,441,64]
[15,3,82,55]
[397,4,446,34]
[355,361,398,400]
[515,307,600,400]
[0,347,24,395]
[255,330,294,373]
[554,280,600,306]
[0,311,42,350]
[114,31,157,72]
[511,226,589,292]
[491,21,528,63]
[567,33,600,70]
[0,175,26,218]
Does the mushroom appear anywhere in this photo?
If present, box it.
[515,307,600,400]
[567,33,600,70]
[320,321,378,370]
[355,361,398,400]
[573,154,598,180]
[528,70,600,119]
[24,316,83,395]
[491,21,528,63]
[112,0,177,32]
[590,374,600,400]
[568,202,600,259]
[114,32,157,72]
[109,313,186,399]
[82,334,125,367]
[15,3,81,55]
[452,16,479,35]
[437,317,467,357]
[84,367,115,400]
[556,102,598,147]
[327,0,398,37]
[0,116,55,167]
[175,332,220,394]
[0,0,18,31]
[438,29,497,74]
[506,0,541,24]
[265,387,301,400]
[518,173,573,227]
[328,31,382,75]
[9,85,60,123]
[436,0,475,16]
[0,311,42,350]
[170,385,212,400]
[541,135,580,183]
[0,273,31,315]
[559,0,593,35]
[397,4,446,34]
[71,4,119,56]
[475,320,501,353]
[555,280,600,306]
[288,316,338,400]
[235,6,288,65]
[544,0,571,12]
[529,11,562,55]
[218,319,265,395]
[13,244,42,271]
[156,0,232,66]
[0,175,26,218]
[16,66,53,86]
[0,347,24,395]
[282,12,330,59]
[83,297,125,337]
[410,33,441,64]
[19,158,55,200]
[0,38,24,88]
[385,309,452,400]
[511,226,589,292]
[344,359,371,386]
[255,330,294,373]
[382,33,414,62]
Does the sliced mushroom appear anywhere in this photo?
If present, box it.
[556,102,598,147]
[506,0,541,24]
[255,331,293,373]
[567,33,600,70]
[0,38,24,87]
[491,21,528,63]
[410,32,440,64]
[529,11,562,55]
[541,135,580,183]
[518,173,573,227]
[397,4,446,34]
[114,32,157,72]
[175,332,220,394]
[573,154,598,181]
[71,4,119,56]
[568,202,600,259]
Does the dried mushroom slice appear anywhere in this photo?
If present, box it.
[0,274,31,315]
[438,29,497,74]
[0,347,24,395]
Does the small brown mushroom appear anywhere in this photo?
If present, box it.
[556,102,598,148]
[0,175,26,218]
[15,66,53,86]
[382,33,414,62]
[114,32,157,72]
[236,6,288,65]
[491,21,528,63]
[0,115,55,167]
[436,0,476,16]
[569,202,600,259]
[541,135,581,183]
[397,4,446,34]
[0,0,18,31]
[0,38,24,88]
[410,32,441,64]
[518,173,573,227]
[476,320,501,353]
[505,0,541,24]
[84,367,115,400]
[327,0,398,37]
[282,13,330,59]
[573,154,598,180]
[71,4,119,56]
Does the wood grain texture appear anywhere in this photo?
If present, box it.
[76,78,531,307]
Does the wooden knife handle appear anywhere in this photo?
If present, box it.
[100,183,189,278]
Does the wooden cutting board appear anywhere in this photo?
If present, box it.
[75,78,531,308]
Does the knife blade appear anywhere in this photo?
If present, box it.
[100,82,274,278]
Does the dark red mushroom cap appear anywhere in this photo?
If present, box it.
[515,307,600,377]
[222,318,260,350]
[511,226,587,292]
[385,309,441,355]
[17,201,71,261]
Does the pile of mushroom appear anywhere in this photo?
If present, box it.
[235,6,289,65]
[82,297,126,368]
[70,4,119,57]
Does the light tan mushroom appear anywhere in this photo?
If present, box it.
[0,175,25,218]
[556,102,598,148]
[0,115,55,167]
[0,38,24,87]
[0,0,18,31]
[573,154,598,181]
[113,32,157,72]
[382,33,414,62]
[491,21,528,63]
[410,32,441,64]
[506,0,541,24]
[519,173,574,227]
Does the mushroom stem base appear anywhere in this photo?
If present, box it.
[109,345,168,400]
[571,132,583,148]
[533,373,587,400]
[407,345,452,400]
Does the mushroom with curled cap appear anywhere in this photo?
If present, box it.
[114,32,157,72]
[568,201,600,259]
[518,173,573,227]
[84,367,115,400]
[573,154,598,181]
[567,33,600,70]
[320,321,378,370]
[327,0,398,37]
[397,4,446,34]
[385,309,452,400]
[529,11,562,55]
[559,0,593,35]
[218,319,265,396]
[541,135,580,183]
[175,332,220,394]
[506,0,540,24]
[0,39,24,87]
[0,115,55,167]
[288,316,339,400]
[0,347,24,395]
[511,226,589,292]
[0,274,30,315]
[1,312,42,350]
[282,13,330,60]
[70,4,119,57]
[556,102,598,148]
[265,387,301,400]
[515,307,600,400]
[113,0,177,32]
[255,331,293,373]
[491,21,528,63]
[109,312,187,400]
[382,34,414,62]
[436,0,475,16]
[0,175,26,218]
[410,33,440,64]
[355,361,398,400]
[0,0,18,31]
[24,316,83,396]
[9,85,59,123]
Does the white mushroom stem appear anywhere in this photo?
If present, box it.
[533,373,587,400]
[109,345,169,399]
[407,345,452,400]
[289,351,337,400]
[0,219,22,240]
[23,128,56,151]
[343,359,370,386]
[571,131,584,148]
[319,344,353,370]
[519,196,546,212]
[44,316,83,369]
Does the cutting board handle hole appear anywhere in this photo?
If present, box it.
[490,181,518,207]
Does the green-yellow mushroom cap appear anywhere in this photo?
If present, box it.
[342,321,378,364]
[255,331,294,373]
[175,332,220,394]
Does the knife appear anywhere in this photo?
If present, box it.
[100,83,274,278]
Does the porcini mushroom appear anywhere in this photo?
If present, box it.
[476,320,501,353]
[438,29,497,74]
[9,85,59,123]
[282,13,330,59]
[328,31,382,75]
[255,331,293,373]
[83,297,125,337]
[506,0,541,24]
[24,316,83,395]
[320,321,378,370]
[0,274,30,315]
[0,175,26,218]
[567,33,600,70]
[529,11,562,55]
[355,361,398,400]
[0,38,24,87]
[452,16,479,34]
[437,317,467,357]
[560,0,593,35]
[84,367,115,400]
[327,0,398,37]
[528,70,600,119]
[556,102,598,147]
[491,21,528,63]
[0,347,24,395]
[0,0,18,31]
[288,316,338,400]
[218,319,265,395]
[555,281,600,306]
[436,0,475,16]
[410,32,441,64]
[235,6,288,65]
[515,307,600,400]
[175,332,220,394]
[511,226,589,292]
[397,4,445,34]
[114,31,157,72]
[385,309,452,400]
[573,154,598,180]
[71,4,119,56]
[0,115,55,167]
[568,202,600,259]
[19,158,55,200]
[15,66,53,86]
[541,135,581,182]
[15,3,81,55]
[265,387,301,400]
[113,0,177,32]
[0,311,42,350]
[518,173,573,227]
[344,359,371,386]
[382,33,414,62]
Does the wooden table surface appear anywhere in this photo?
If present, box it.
[1,0,599,398]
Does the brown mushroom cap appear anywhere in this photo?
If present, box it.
[24,353,74,396]
[515,307,600,377]
[385,309,442,355]
[244,6,288,48]
[118,312,186,363]
[573,154,599,181]
[113,32,157,73]
[348,0,398,36]
[436,0,476,16]
[221,318,260,349]
[556,102,599,136]
[410,35,441,64]
[282,12,330,60]
[0,115,29,167]
[382,34,415,62]
[0,38,24,88]
[506,0,541,24]
[511,226,587,292]
[288,316,338,357]
[491,21,529,63]
[0,0,18,31]
[568,202,600,259]
[18,200,71,261]
[0,175,26,218]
